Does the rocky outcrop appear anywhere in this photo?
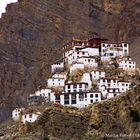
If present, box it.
[36,85,140,140]
[0,0,139,122]
[1,85,140,140]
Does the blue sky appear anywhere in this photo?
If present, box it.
[0,0,17,17]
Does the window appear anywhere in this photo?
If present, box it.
[71,94,76,99]
[64,100,69,104]
[90,94,93,98]
[55,95,60,100]
[95,99,98,102]
[85,93,87,98]
[82,52,85,55]
[114,94,117,97]
[67,85,70,89]
[64,95,69,100]
[29,114,32,118]
[110,53,114,56]
[25,115,26,118]
[129,62,131,64]
[79,89,83,92]
[88,59,90,62]
[79,94,84,101]
[129,66,131,68]
[71,95,76,104]
[71,100,76,104]
[90,100,93,103]
[95,94,98,98]
[68,90,71,93]
[79,84,82,88]
[124,44,127,47]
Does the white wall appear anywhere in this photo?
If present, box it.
[54,92,101,108]
[22,113,39,124]
[81,73,92,90]
[35,89,51,97]
[106,93,120,99]
[65,83,88,93]
[118,81,131,92]
[69,63,84,74]
[77,57,98,68]
[51,62,64,73]
[12,108,24,121]
[91,71,105,80]
[52,73,67,80]
[98,78,118,91]
[47,78,65,87]
[81,47,99,56]
[119,59,136,73]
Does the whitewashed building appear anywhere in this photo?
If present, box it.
[47,77,65,87]
[12,108,25,121]
[118,80,131,93]
[35,88,52,97]
[78,46,99,56]
[98,77,118,91]
[100,42,129,62]
[100,85,122,98]
[52,73,67,80]
[54,91,101,108]
[118,57,136,74]
[80,73,92,90]
[35,88,54,102]
[98,78,131,95]
[76,56,98,68]
[67,50,89,65]
[22,112,41,124]
[51,62,64,74]
[64,82,88,93]
[69,62,84,74]
[106,88,121,99]
[91,70,105,80]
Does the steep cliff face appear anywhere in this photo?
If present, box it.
[0,0,139,122]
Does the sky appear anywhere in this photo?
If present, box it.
[0,0,17,17]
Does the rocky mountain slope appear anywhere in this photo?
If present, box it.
[0,0,140,122]
[1,84,140,140]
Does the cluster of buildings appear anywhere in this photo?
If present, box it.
[12,37,137,123]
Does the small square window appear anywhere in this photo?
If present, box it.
[90,100,93,103]
[90,94,93,98]
[95,99,98,102]
[95,94,98,98]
